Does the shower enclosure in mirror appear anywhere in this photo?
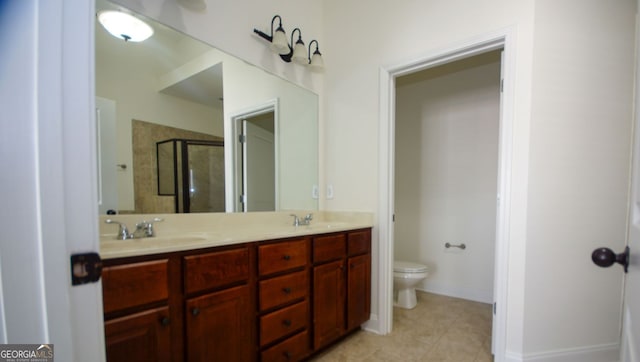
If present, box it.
[95,0,318,214]
[157,139,225,213]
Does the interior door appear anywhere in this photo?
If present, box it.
[242,120,275,212]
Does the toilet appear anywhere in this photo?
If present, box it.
[393,260,429,309]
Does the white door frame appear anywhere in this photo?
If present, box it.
[378,29,515,361]
[228,99,279,212]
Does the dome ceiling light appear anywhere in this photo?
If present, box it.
[97,10,153,42]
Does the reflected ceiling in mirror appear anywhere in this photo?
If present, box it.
[95,0,318,215]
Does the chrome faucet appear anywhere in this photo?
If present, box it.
[105,219,131,240]
[105,217,163,240]
[290,213,313,226]
[133,217,164,238]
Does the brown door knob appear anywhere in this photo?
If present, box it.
[592,246,629,273]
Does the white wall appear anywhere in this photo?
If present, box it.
[395,53,501,304]
[323,0,535,357]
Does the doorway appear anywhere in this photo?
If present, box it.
[230,101,278,212]
[393,50,501,357]
[378,32,515,361]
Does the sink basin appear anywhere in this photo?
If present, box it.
[147,235,207,244]
[307,222,349,230]
[101,234,208,244]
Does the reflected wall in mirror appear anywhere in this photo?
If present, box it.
[95,0,318,214]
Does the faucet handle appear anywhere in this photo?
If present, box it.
[105,219,130,240]
[145,217,163,237]
[304,213,313,221]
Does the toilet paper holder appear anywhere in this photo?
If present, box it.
[445,242,466,250]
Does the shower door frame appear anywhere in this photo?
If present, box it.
[156,138,224,213]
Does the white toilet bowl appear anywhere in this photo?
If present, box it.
[393,261,429,309]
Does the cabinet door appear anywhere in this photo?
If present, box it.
[347,253,371,330]
[185,285,253,362]
[104,306,171,362]
[312,260,345,349]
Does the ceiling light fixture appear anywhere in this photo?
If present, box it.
[97,10,154,42]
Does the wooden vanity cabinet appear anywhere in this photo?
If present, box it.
[102,258,176,362]
[346,230,372,330]
[101,228,370,362]
[312,229,371,350]
[104,306,171,362]
[257,238,311,362]
[183,246,254,362]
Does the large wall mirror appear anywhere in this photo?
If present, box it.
[95,0,318,214]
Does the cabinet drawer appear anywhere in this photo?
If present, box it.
[184,247,249,294]
[102,259,169,314]
[259,239,308,276]
[313,234,346,263]
[261,330,310,362]
[259,270,308,311]
[347,230,371,256]
[260,300,308,346]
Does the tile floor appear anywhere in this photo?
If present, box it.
[311,292,493,362]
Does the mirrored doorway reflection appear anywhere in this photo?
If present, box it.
[232,105,276,212]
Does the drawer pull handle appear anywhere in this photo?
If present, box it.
[282,287,292,294]
[192,308,200,316]
[283,351,292,359]
[283,255,291,261]
[160,317,170,326]
[282,319,292,327]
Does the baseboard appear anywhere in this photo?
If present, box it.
[504,343,620,362]
[418,283,493,304]
[361,313,381,334]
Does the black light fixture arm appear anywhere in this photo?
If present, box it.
[253,14,283,42]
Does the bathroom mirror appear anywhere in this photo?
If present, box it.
[95,0,318,214]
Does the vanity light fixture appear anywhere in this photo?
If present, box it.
[308,40,324,69]
[253,16,324,69]
[97,10,153,42]
[253,15,289,54]
[287,28,308,64]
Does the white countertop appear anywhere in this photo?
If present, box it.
[100,211,373,259]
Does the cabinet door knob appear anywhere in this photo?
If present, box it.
[192,308,200,316]
[282,287,292,294]
[283,254,291,261]
[160,317,170,326]
[282,319,292,327]
[283,351,292,359]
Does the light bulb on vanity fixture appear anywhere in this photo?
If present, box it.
[253,16,324,70]
[97,10,153,42]
[308,40,324,70]
[253,15,289,54]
